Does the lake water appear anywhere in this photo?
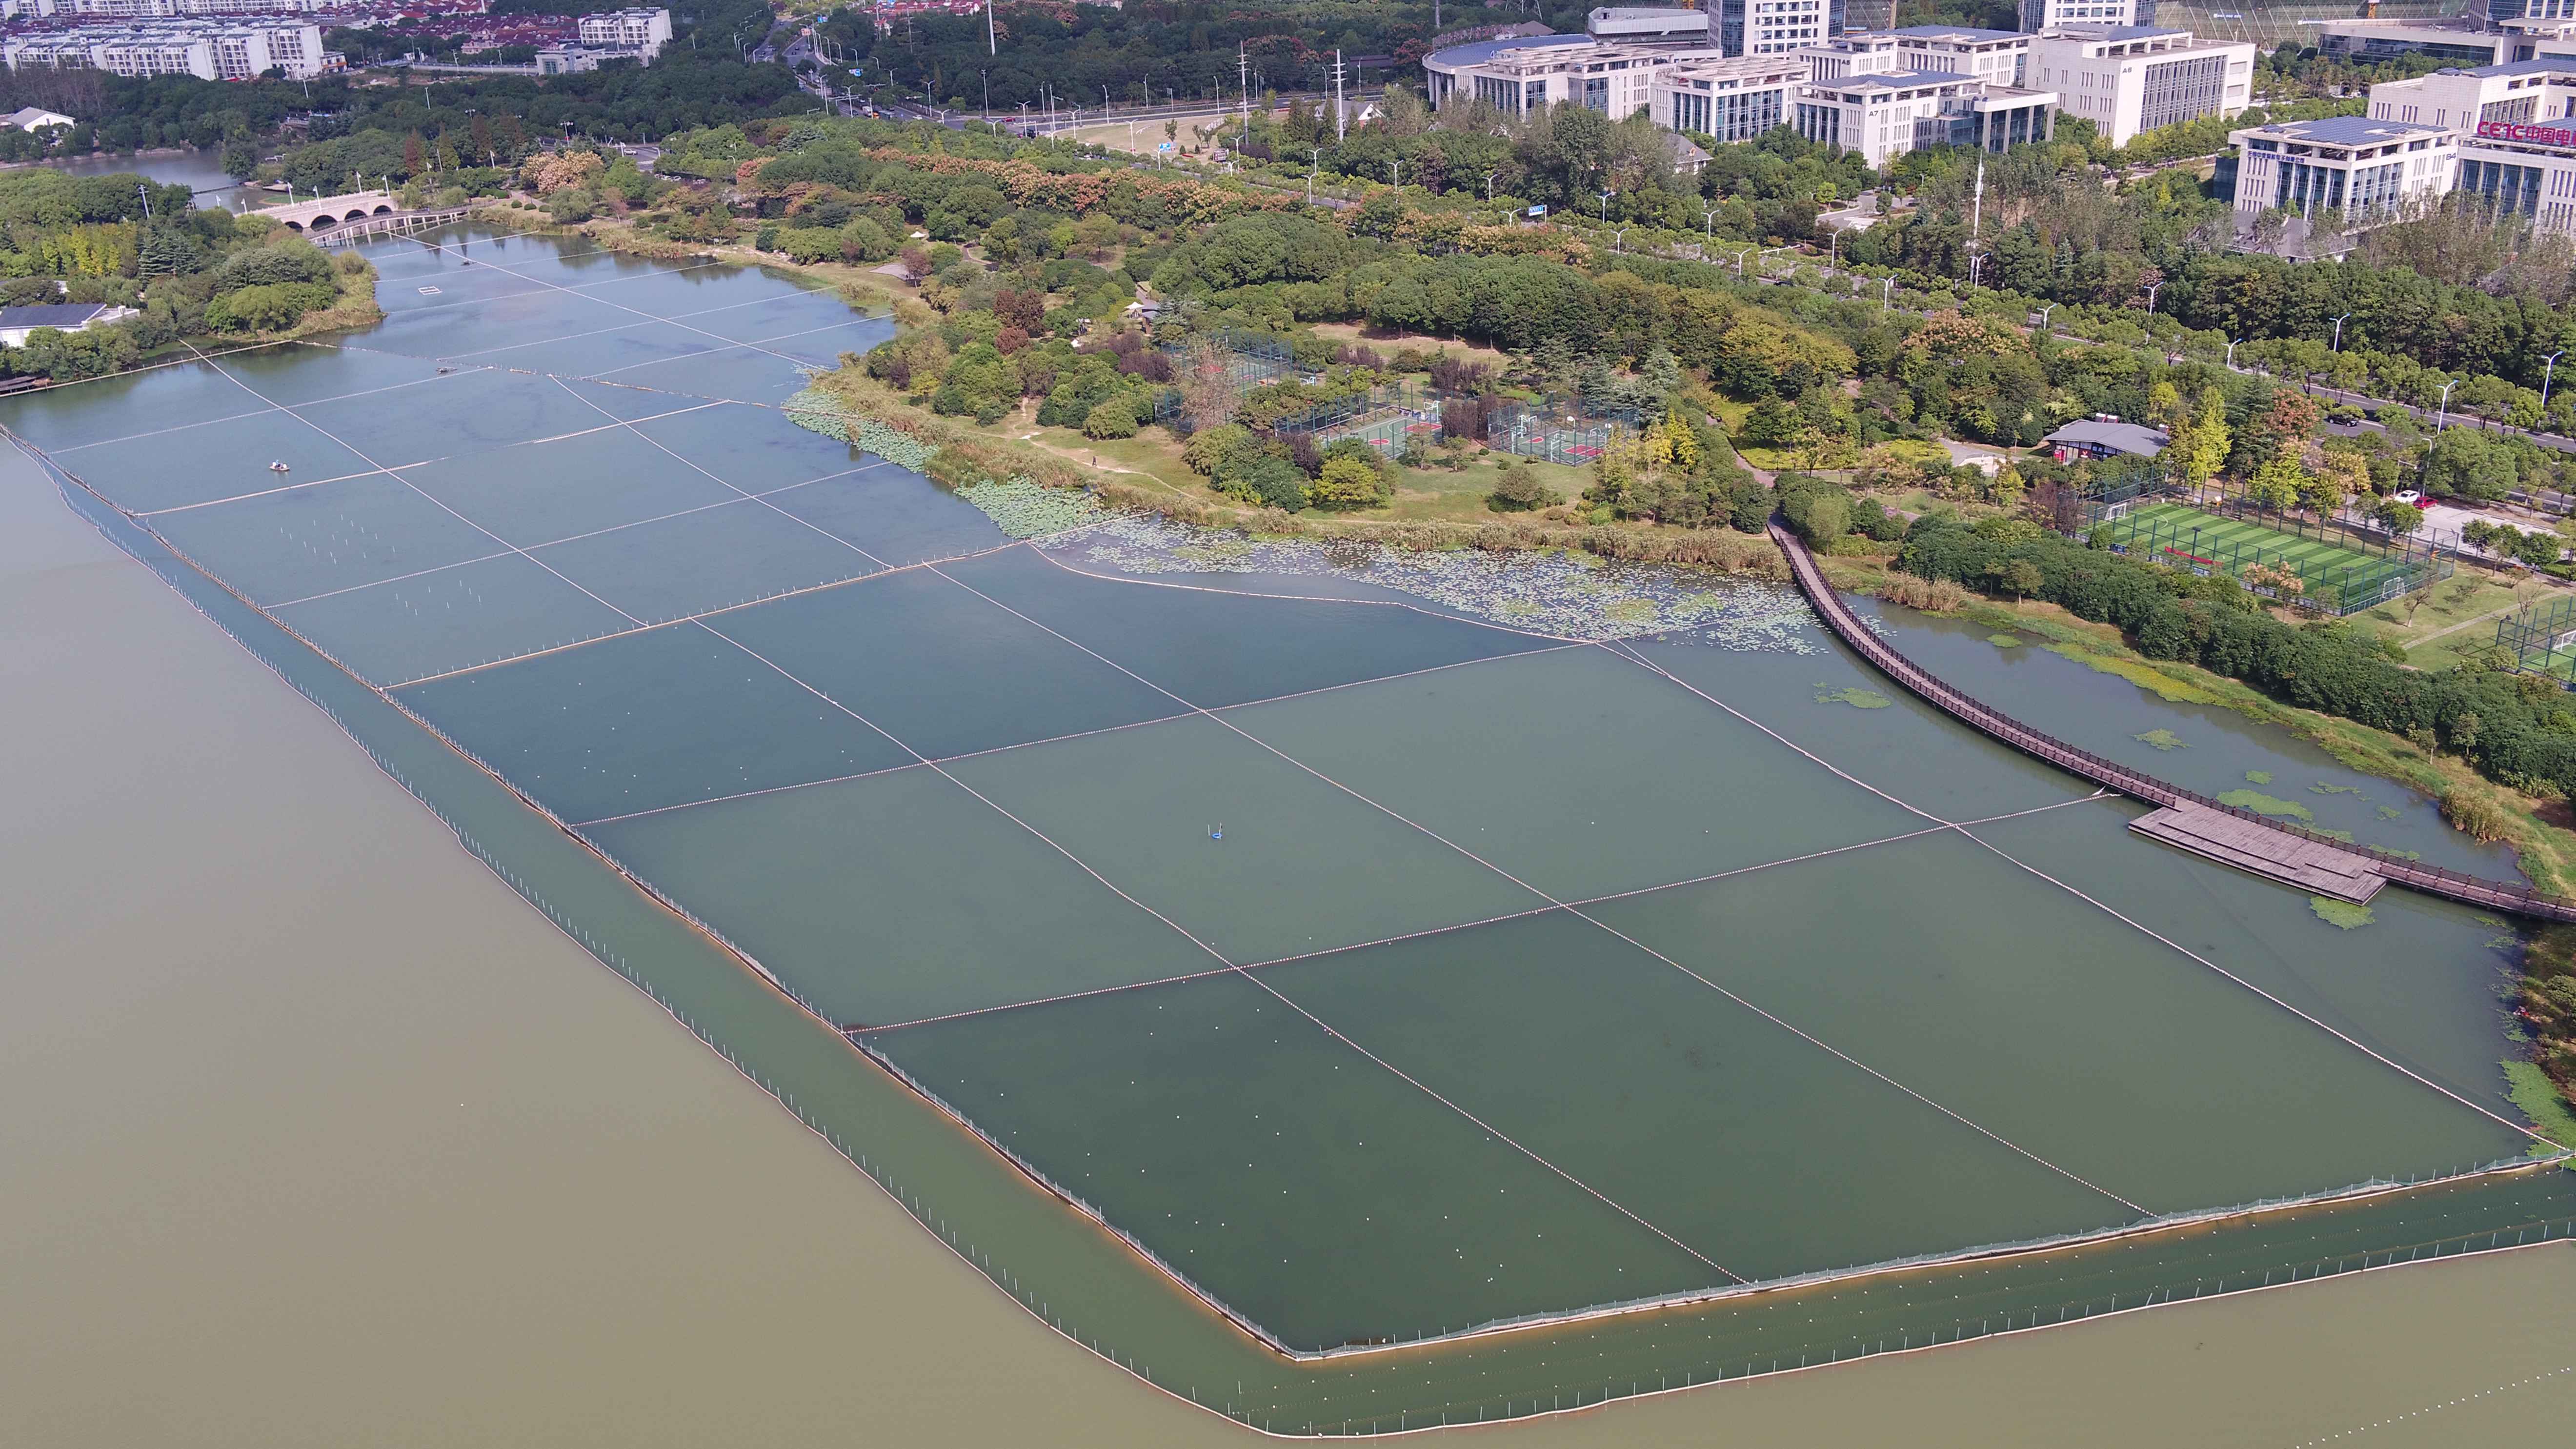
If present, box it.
[8,423,2576,1446]
[18,147,263,212]
[6,223,2574,1429]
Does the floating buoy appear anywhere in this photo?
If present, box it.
[269,460,290,473]
[1210,823,1223,842]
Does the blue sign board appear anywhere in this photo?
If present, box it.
[1525,204,1548,217]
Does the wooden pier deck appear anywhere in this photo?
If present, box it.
[1768,523,2576,923]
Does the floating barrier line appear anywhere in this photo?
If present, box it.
[858,824,1964,1036]
[380,536,1026,690]
[178,342,650,633]
[262,458,901,611]
[567,644,1594,830]
[694,608,1746,1283]
[1763,524,2566,1148]
[548,375,896,571]
[923,559,2153,1228]
[20,451,2574,1421]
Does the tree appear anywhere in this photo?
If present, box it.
[1988,558,2044,603]
[2370,494,2427,535]
[2422,427,2516,503]
[1309,453,1390,511]
[2245,456,2309,512]
[2166,388,2231,495]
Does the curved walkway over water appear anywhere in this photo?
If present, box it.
[1769,523,2576,924]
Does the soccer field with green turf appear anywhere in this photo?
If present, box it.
[2108,502,2395,579]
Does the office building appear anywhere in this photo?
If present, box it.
[1584,5,1713,46]
[2028,25,2254,147]
[1425,35,1720,117]
[2017,0,2152,32]
[1712,0,1845,58]
[2363,56,2576,229]
[1651,53,1805,141]
[1793,68,2059,165]
[2228,113,2457,228]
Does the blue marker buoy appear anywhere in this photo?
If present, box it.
[1210,823,1223,841]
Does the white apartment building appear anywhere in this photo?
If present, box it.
[2228,114,2456,229]
[1425,36,1720,118]
[2018,0,2151,31]
[1712,0,1843,58]
[3,0,336,14]
[2,18,325,77]
[1794,69,2060,166]
[2364,57,2576,230]
[575,7,670,60]
[2028,25,2254,148]
[1650,54,1805,142]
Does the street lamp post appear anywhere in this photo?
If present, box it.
[2436,378,2458,433]
[2144,280,2162,314]
[1389,158,1400,189]
[1597,189,1612,223]
[2543,350,2566,414]
[2330,311,2353,351]
[2226,336,2244,367]
[1883,275,1894,313]
[1484,170,1498,200]
[2037,303,2054,335]
[1614,227,1626,253]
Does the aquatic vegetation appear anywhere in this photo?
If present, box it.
[2377,805,2406,820]
[2245,771,2273,785]
[2218,788,2315,823]
[2311,782,2365,797]
[1987,633,2023,647]
[955,479,1104,539]
[2310,898,2375,929]
[2042,642,2222,704]
[2132,729,2187,751]
[1057,514,1822,648]
[1815,684,1893,709]
[2505,1062,2576,1151]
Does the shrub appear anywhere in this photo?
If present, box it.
[1231,454,1309,511]
[1726,478,1771,532]
[1487,462,1561,512]
[1080,394,1139,439]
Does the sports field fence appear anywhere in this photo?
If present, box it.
[2497,594,2576,687]
[1482,396,1620,467]
[2073,479,2449,615]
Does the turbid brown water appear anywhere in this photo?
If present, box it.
[6,444,2576,1447]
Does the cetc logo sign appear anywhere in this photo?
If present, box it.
[2478,120,2576,148]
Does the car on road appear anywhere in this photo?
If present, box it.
[2392,489,2426,506]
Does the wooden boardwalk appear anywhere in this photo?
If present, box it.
[1768,523,2576,923]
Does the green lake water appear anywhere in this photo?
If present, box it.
[11,225,2574,1427]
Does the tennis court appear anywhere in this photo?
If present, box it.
[10,226,2555,1379]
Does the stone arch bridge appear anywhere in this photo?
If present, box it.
[266,190,398,234]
